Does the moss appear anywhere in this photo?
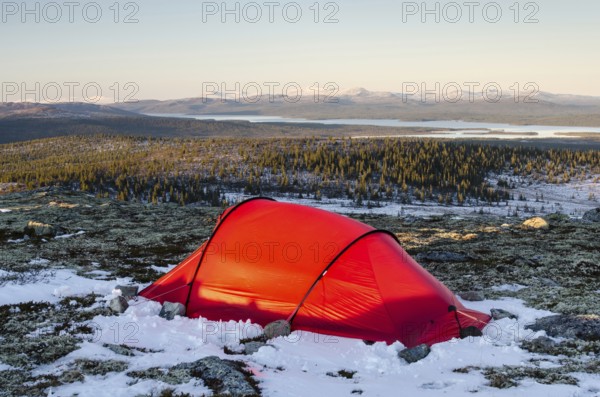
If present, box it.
[73,359,128,376]
[0,335,80,368]
[483,365,582,388]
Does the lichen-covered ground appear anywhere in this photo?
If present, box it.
[1,188,599,396]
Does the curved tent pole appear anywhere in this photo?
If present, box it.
[287,229,402,325]
[183,196,276,309]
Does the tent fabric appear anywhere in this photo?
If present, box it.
[140,197,490,347]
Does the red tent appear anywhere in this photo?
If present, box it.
[140,198,490,347]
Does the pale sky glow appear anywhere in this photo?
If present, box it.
[2,0,599,101]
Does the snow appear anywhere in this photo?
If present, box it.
[0,268,128,306]
[29,258,51,266]
[3,268,596,396]
[1,249,599,396]
[152,264,178,274]
[492,284,528,292]
[224,174,599,219]
[42,292,598,397]
[55,231,86,240]
[0,363,13,371]
[8,236,28,243]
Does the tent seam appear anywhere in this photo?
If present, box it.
[287,229,401,325]
[183,196,276,309]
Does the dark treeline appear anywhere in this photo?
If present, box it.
[1,135,598,206]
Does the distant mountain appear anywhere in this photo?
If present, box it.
[113,88,600,127]
[0,102,140,120]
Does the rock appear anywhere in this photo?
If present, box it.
[490,308,518,320]
[108,296,128,313]
[522,217,549,230]
[263,320,291,339]
[175,356,259,397]
[460,326,483,338]
[459,291,485,302]
[24,220,56,237]
[243,341,267,355]
[159,301,186,320]
[526,314,600,341]
[525,336,557,353]
[114,285,138,297]
[398,344,431,363]
[539,278,560,287]
[582,208,600,222]
[417,251,469,262]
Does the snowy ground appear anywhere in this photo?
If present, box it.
[225,176,599,220]
[1,268,598,397]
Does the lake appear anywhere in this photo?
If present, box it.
[147,114,600,140]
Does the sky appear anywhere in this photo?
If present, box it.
[1,0,599,102]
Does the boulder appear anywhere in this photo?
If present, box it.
[398,344,430,363]
[174,356,259,397]
[24,221,57,237]
[243,341,268,355]
[522,217,549,230]
[108,296,128,314]
[460,326,483,338]
[114,285,138,297]
[159,302,186,320]
[524,336,557,353]
[526,314,600,341]
[459,291,485,302]
[263,320,291,339]
[490,309,518,320]
[582,208,600,222]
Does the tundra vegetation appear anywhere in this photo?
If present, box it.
[1,135,598,207]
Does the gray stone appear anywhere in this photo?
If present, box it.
[174,356,259,397]
[263,320,291,339]
[108,296,128,313]
[522,217,549,230]
[526,314,600,341]
[491,308,518,320]
[24,220,56,237]
[115,285,138,297]
[159,301,186,320]
[459,291,485,302]
[539,278,560,287]
[582,208,600,222]
[243,341,267,355]
[460,326,483,338]
[398,344,431,363]
[528,336,557,352]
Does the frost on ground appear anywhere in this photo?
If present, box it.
[226,174,600,220]
[0,188,599,396]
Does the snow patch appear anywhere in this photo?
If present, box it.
[0,362,14,371]
[46,289,585,397]
[29,258,51,266]
[0,269,127,305]
[151,264,177,274]
[55,231,86,239]
[8,236,28,243]
[492,284,528,292]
